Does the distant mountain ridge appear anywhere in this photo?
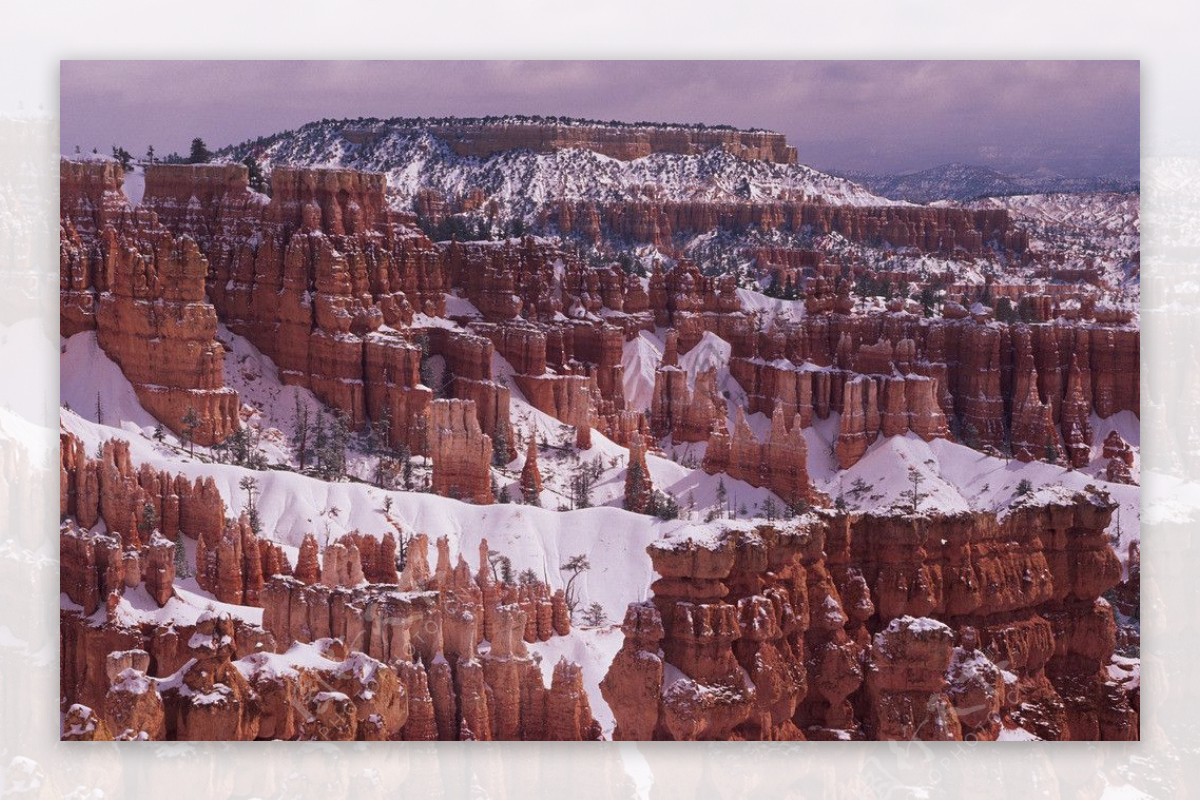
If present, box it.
[834,163,1140,203]
[215,117,892,226]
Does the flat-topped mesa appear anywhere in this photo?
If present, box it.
[141,163,264,234]
[60,158,142,236]
[356,119,797,163]
[604,493,1135,741]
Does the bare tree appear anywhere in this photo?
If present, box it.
[560,553,591,618]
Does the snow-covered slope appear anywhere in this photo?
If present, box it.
[839,162,1139,204]
[220,120,896,226]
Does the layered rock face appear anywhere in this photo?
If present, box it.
[714,304,1135,469]
[429,398,494,504]
[139,163,444,447]
[102,162,649,457]
[65,161,1117,484]
[703,405,815,507]
[60,431,224,555]
[553,199,1027,255]
[603,493,1136,740]
[61,409,595,740]
[60,160,239,444]
[368,120,797,163]
[649,330,726,442]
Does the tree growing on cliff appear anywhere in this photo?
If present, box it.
[111,145,133,171]
[570,467,594,510]
[761,496,778,521]
[623,461,649,513]
[188,137,212,164]
[174,532,191,578]
[239,476,261,535]
[487,550,513,585]
[138,502,158,543]
[649,490,680,521]
[291,397,311,471]
[918,285,937,317]
[900,466,929,514]
[491,420,511,467]
[560,553,591,618]
[181,407,200,457]
[960,422,982,451]
[581,602,607,627]
[242,155,267,193]
[995,296,1016,323]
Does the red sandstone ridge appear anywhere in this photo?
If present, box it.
[703,404,815,508]
[60,431,224,555]
[649,330,727,443]
[60,160,239,445]
[602,492,1136,741]
[552,199,1026,255]
[140,162,445,446]
[60,420,601,741]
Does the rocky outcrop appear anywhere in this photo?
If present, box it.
[61,704,114,741]
[836,375,879,469]
[194,514,281,605]
[703,405,815,508]
[60,160,239,444]
[604,492,1136,741]
[140,163,447,445]
[429,398,494,504]
[709,311,1134,467]
[864,616,962,740]
[623,432,654,513]
[519,433,543,504]
[60,432,222,546]
[649,350,725,443]
[61,505,599,741]
[599,603,665,741]
[59,431,235,615]
[255,535,591,741]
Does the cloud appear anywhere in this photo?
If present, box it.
[60,60,1139,176]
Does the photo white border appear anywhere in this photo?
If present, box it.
[2,2,1195,797]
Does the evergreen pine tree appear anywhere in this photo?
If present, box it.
[181,407,201,457]
[292,397,310,470]
[188,137,212,164]
[174,532,191,578]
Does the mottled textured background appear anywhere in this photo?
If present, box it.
[0,2,1194,797]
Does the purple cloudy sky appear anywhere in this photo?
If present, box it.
[60,60,1139,176]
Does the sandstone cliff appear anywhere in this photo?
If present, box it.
[602,493,1136,741]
